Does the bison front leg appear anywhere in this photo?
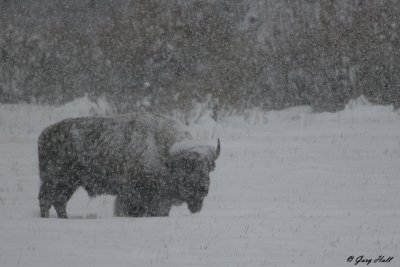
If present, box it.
[156,205,172,217]
[114,194,147,217]
[114,195,171,217]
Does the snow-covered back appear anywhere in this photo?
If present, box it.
[169,140,218,163]
[0,95,112,142]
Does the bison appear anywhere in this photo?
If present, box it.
[38,112,220,218]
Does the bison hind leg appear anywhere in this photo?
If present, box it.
[39,181,78,218]
[53,184,78,218]
[39,198,51,218]
[38,181,54,218]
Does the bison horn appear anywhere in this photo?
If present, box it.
[215,138,220,159]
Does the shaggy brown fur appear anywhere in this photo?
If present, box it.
[38,112,220,218]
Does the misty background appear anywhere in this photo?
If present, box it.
[1,0,399,114]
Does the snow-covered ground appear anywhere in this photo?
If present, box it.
[0,97,399,267]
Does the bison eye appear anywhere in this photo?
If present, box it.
[198,185,208,196]
[208,162,215,171]
[182,164,191,172]
[182,160,195,172]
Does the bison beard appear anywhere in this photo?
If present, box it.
[37,113,220,218]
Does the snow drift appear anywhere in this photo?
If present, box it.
[0,96,399,267]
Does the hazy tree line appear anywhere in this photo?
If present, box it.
[1,0,399,113]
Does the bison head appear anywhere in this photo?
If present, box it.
[167,139,220,213]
